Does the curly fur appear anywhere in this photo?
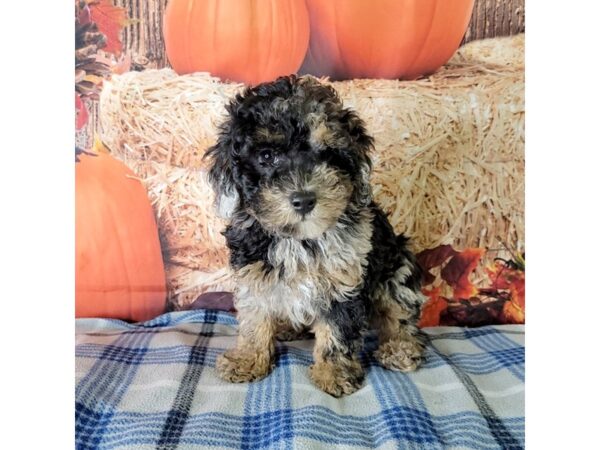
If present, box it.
[205,75,426,397]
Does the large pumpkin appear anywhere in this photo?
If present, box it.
[76,152,167,322]
[163,0,310,85]
[300,0,475,80]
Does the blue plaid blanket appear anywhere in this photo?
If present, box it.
[75,310,524,449]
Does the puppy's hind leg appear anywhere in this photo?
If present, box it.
[372,276,426,372]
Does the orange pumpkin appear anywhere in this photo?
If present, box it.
[76,152,166,322]
[163,0,310,85]
[300,0,475,80]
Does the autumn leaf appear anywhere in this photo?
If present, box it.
[77,2,92,26]
[111,53,131,74]
[502,274,525,324]
[486,261,525,309]
[441,248,485,299]
[419,287,448,328]
[186,292,235,312]
[88,0,128,55]
[83,74,105,85]
[486,262,509,290]
[500,298,525,324]
[510,280,525,310]
[76,93,89,129]
[441,297,505,327]
[94,51,131,74]
[476,259,525,325]
[416,243,525,327]
[416,244,458,286]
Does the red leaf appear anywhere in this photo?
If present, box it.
[78,3,92,25]
[418,287,448,328]
[441,248,485,299]
[416,245,458,286]
[186,292,235,312]
[503,273,525,324]
[500,298,525,324]
[76,93,89,129]
[486,262,525,308]
[111,53,131,74]
[440,298,505,327]
[510,279,525,310]
[417,246,525,327]
[88,0,128,55]
[484,261,525,324]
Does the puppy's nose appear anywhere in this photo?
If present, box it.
[290,191,317,215]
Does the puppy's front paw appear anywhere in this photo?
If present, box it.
[375,339,423,372]
[309,360,365,397]
[216,348,274,383]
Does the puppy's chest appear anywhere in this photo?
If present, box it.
[270,237,364,296]
[234,230,372,323]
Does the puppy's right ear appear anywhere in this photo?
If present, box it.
[205,132,240,219]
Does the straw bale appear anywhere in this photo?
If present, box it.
[99,35,524,309]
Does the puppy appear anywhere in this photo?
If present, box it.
[206,75,425,397]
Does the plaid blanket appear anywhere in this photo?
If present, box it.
[76,310,524,450]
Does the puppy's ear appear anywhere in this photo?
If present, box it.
[205,130,240,219]
[345,110,374,208]
[302,78,374,208]
[355,156,373,207]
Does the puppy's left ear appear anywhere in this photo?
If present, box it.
[355,156,373,208]
[205,132,240,219]
[345,110,374,208]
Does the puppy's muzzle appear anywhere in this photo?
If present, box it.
[290,190,317,215]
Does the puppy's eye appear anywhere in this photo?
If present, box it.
[259,149,274,164]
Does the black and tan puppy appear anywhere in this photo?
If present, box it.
[206,75,425,397]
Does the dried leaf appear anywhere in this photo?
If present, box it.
[417,245,525,327]
[500,298,525,324]
[83,74,104,85]
[88,0,127,55]
[477,261,525,325]
[75,93,89,129]
[112,53,131,74]
[416,244,458,286]
[499,273,524,324]
[186,291,235,312]
[75,69,86,84]
[418,287,448,328]
[486,261,525,309]
[80,60,112,74]
[77,2,92,26]
[441,298,505,327]
[441,248,485,299]
[75,45,99,62]
[511,280,525,310]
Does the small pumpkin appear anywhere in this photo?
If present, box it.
[163,0,310,85]
[76,151,166,322]
[300,0,475,80]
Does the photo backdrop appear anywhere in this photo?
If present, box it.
[76,0,525,327]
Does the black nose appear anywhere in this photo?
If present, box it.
[290,191,317,215]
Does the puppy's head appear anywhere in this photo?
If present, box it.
[206,75,373,240]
